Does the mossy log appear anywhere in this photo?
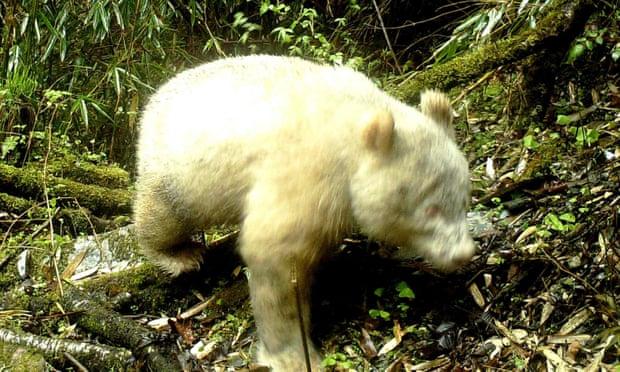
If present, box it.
[0,163,132,216]
[61,284,178,371]
[0,192,35,215]
[0,192,115,234]
[80,263,249,316]
[393,0,593,102]
[2,283,178,370]
[45,153,130,190]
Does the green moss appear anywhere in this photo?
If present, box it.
[46,153,130,189]
[80,264,180,312]
[0,344,46,372]
[0,245,23,292]
[0,192,35,214]
[0,163,132,216]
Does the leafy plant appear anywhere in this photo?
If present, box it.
[321,352,354,369]
[369,281,416,320]
[1,135,22,160]
[396,281,415,299]
[1,0,381,164]
[566,27,610,64]
[369,308,391,320]
[569,127,600,147]
[523,134,540,150]
[543,212,576,232]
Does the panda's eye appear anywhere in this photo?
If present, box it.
[425,205,441,218]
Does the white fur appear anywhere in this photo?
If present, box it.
[134,55,474,370]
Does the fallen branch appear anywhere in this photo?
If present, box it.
[0,328,134,370]
[60,285,180,371]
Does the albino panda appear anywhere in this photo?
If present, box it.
[134,55,475,371]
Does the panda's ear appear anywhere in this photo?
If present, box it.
[361,109,395,154]
[420,90,455,138]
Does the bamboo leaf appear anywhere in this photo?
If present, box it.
[42,34,58,61]
[112,2,125,30]
[113,68,121,96]
[34,19,40,43]
[79,99,89,129]
[518,0,530,15]
[60,29,67,62]
[482,6,505,38]
[38,12,61,61]
[58,7,68,28]
[8,45,20,72]
[89,101,114,122]
[20,15,29,35]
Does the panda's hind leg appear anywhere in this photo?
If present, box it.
[134,179,203,276]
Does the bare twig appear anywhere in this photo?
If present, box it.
[452,69,497,104]
[366,4,478,31]
[292,264,312,372]
[0,199,49,251]
[61,286,180,371]
[371,0,401,73]
[44,112,64,297]
[540,247,600,295]
[63,352,90,372]
[204,20,227,57]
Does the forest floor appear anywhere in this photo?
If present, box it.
[1,25,620,372]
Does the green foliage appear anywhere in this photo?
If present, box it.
[565,7,620,64]
[370,281,416,321]
[369,308,391,320]
[484,83,503,97]
[543,212,576,232]
[569,127,600,147]
[556,114,572,125]
[554,103,602,148]
[433,0,551,65]
[1,0,190,163]
[238,1,372,63]
[373,287,385,297]
[321,352,354,369]
[566,26,615,64]
[396,281,415,299]
[513,355,527,370]
[0,0,379,163]
[523,134,540,150]
[1,135,21,159]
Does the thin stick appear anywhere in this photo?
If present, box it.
[63,352,89,372]
[452,69,496,104]
[44,110,64,297]
[202,8,226,57]
[292,264,312,372]
[540,247,600,295]
[371,0,401,73]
